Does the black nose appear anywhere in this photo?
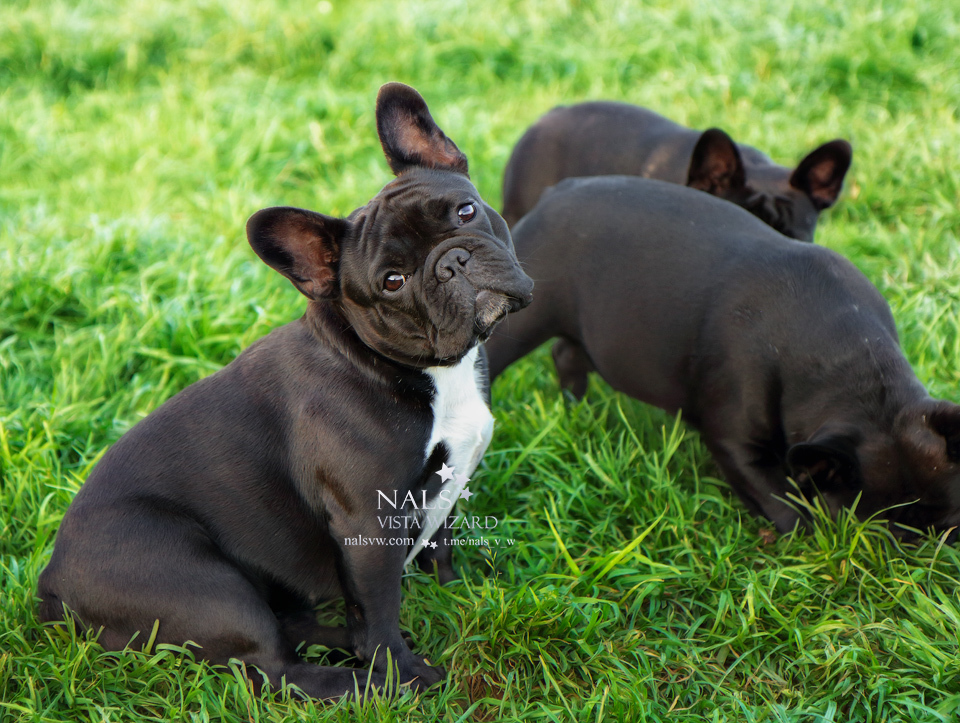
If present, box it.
[436,247,471,282]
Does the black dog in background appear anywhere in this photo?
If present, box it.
[501,102,851,242]
[486,175,960,534]
[38,83,533,699]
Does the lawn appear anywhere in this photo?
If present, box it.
[2,0,960,720]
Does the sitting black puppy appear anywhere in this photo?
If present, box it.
[501,101,851,242]
[38,83,533,699]
[486,175,960,534]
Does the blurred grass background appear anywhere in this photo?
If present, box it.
[2,0,960,720]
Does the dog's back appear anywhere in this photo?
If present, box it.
[501,103,694,227]
[489,175,892,414]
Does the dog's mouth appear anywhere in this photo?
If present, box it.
[474,289,529,342]
[422,293,526,367]
[889,520,957,544]
[886,499,959,542]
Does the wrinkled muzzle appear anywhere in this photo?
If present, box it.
[475,289,529,339]
[428,239,533,359]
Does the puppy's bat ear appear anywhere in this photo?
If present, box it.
[246,206,345,300]
[790,139,852,211]
[687,128,746,195]
[376,82,469,177]
[786,428,862,493]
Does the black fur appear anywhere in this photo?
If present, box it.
[38,83,532,700]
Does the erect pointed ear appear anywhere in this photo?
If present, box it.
[687,128,746,195]
[246,206,346,301]
[928,402,960,462]
[786,429,862,492]
[790,139,852,211]
[375,82,469,177]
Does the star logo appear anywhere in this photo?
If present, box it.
[459,486,474,501]
[454,472,470,487]
[429,541,438,549]
[436,463,456,483]
[420,538,431,548]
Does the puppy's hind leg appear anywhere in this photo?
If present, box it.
[155,573,391,700]
[41,520,388,700]
[255,655,389,701]
[277,609,353,652]
[158,564,391,699]
[191,591,389,700]
[552,337,594,401]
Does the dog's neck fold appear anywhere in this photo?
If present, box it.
[303,301,417,387]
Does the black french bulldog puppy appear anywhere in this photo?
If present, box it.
[501,101,852,242]
[486,175,960,534]
[38,83,533,700]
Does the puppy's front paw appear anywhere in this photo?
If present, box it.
[364,639,445,689]
[400,655,445,690]
[434,560,457,585]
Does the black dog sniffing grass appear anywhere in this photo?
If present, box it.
[38,83,533,700]
[486,175,960,536]
[501,101,851,242]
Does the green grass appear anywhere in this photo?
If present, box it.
[2,0,960,720]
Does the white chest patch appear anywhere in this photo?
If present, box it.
[405,346,494,566]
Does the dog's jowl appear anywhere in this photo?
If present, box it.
[38,83,533,699]
[486,175,960,535]
[501,102,851,242]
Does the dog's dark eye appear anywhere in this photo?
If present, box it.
[384,273,406,292]
[457,203,477,224]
